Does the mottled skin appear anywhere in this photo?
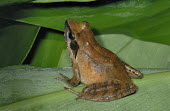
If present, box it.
[57,19,142,102]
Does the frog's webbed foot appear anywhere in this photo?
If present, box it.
[79,80,137,102]
[55,73,79,87]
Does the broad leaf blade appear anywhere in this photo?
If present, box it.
[0,0,31,6]
[32,0,95,3]
[0,19,40,67]
[113,8,170,45]
[29,29,66,67]
[0,0,169,45]
[0,66,72,106]
[0,66,170,111]
[59,34,170,68]
[21,31,170,68]
[95,34,170,68]
[1,66,169,107]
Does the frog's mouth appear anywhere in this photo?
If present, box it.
[64,21,79,58]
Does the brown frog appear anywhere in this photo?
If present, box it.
[56,19,142,102]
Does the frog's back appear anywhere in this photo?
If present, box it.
[77,47,131,85]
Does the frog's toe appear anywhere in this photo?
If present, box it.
[55,73,70,81]
[58,73,69,79]
[64,87,82,97]
[54,77,63,81]
[75,96,82,100]
[55,73,71,85]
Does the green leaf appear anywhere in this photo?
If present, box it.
[32,0,95,3]
[25,31,170,68]
[0,66,170,110]
[29,29,66,67]
[97,34,170,68]
[0,66,72,106]
[28,33,170,68]
[58,34,170,68]
[0,0,31,6]
[0,19,40,67]
[0,0,169,45]
[0,0,169,68]
[113,8,170,45]
[57,48,71,67]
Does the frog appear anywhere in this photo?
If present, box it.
[56,19,142,102]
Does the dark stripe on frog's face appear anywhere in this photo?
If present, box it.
[64,20,79,59]
[70,40,79,51]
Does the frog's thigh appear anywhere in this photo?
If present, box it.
[81,80,137,102]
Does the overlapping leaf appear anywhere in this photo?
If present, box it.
[0,0,31,6]
[0,0,169,45]
[97,35,170,68]
[0,66,170,110]
[32,0,95,3]
[29,29,66,67]
[0,0,169,68]
[26,34,170,68]
[0,19,40,67]
[0,0,93,6]
[0,0,170,110]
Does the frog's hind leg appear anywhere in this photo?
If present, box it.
[122,62,142,78]
[80,80,137,102]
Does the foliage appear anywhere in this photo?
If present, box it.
[0,0,170,110]
[0,0,170,68]
[0,66,170,110]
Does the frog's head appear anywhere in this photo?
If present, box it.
[64,19,91,59]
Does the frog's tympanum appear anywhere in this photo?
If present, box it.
[57,19,142,102]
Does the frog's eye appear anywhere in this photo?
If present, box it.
[69,31,75,40]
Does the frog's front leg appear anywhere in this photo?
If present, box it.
[56,64,80,87]
[122,62,142,78]
[64,79,137,102]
